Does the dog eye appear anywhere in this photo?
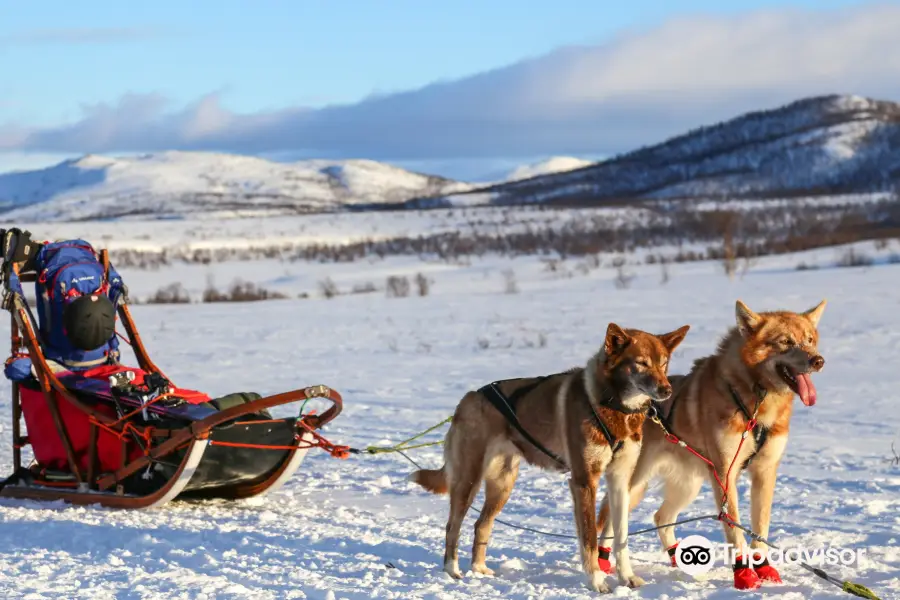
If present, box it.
[636,359,650,368]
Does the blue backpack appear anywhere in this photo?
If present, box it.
[34,240,125,370]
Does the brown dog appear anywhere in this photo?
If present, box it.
[597,300,826,590]
[411,322,690,592]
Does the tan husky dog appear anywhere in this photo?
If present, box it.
[411,322,690,592]
[597,300,826,590]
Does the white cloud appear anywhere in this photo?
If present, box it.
[4,3,900,160]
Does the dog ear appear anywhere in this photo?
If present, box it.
[735,300,763,338]
[803,299,827,328]
[605,323,630,355]
[659,324,690,353]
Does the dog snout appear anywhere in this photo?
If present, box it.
[657,383,672,399]
[809,354,825,371]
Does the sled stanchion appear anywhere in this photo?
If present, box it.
[117,304,165,377]
[38,371,84,484]
[86,423,98,491]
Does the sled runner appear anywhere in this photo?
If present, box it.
[0,228,347,508]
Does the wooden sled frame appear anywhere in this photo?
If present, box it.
[1,252,344,508]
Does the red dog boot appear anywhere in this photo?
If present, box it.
[733,555,762,590]
[666,543,679,567]
[597,546,614,574]
[753,556,782,583]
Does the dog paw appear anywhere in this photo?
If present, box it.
[620,574,646,589]
[443,562,463,580]
[733,567,761,590]
[471,563,494,577]
[754,563,782,583]
[586,571,610,593]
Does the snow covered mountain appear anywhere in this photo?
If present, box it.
[504,156,595,182]
[4,94,899,221]
[430,94,900,207]
[0,152,473,221]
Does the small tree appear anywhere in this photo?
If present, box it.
[319,277,339,299]
[386,275,410,298]
[414,273,431,296]
[502,269,519,294]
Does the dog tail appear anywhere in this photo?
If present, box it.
[409,467,448,495]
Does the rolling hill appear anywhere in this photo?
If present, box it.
[0,152,473,221]
[424,94,900,207]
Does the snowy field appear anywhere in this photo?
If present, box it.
[1,243,899,599]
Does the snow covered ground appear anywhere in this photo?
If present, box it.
[0,242,898,599]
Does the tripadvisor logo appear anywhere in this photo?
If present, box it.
[674,534,867,576]
[675,535,715,576]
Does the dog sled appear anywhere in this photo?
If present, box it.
[0,228,347,509]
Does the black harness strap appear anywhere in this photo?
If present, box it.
[585,395,624,454]
[479,378,569,469]
[650,391,680,439]
[479,374,631,467]
[728,383,769,468]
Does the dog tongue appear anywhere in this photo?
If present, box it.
[796,373,817,406]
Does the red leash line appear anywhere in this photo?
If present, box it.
[653,410,760,525]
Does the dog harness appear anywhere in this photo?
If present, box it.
[728,384,769,468]
[478,374,626,470]
[650,382,768,469]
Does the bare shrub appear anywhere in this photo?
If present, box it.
[612,257,635,289]
[351,282,377,295]
[204,279,287,302]
[795,262,819,271]
[502,269,519,294]
[542,259,562,273]
[875,239,890,251]
[106,197,900,268]
[520,331,548,349]
[836,247,874,268]
[414,273,431,296]
[888,441,899,467]
[740,255,758,279]
[319,277,339,299]
[660,261,670,285]
[614,265,635,289]
[386,275,410,298]
[145,283,191,304]
[717,210,740,280]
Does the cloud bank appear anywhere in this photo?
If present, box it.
[3,4,900,160]
[0,27,166,46]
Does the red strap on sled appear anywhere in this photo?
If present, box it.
[206,417,351,459]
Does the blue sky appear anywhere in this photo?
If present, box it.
[1,0,896,178]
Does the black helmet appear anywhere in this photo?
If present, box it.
[63,294,116,350]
